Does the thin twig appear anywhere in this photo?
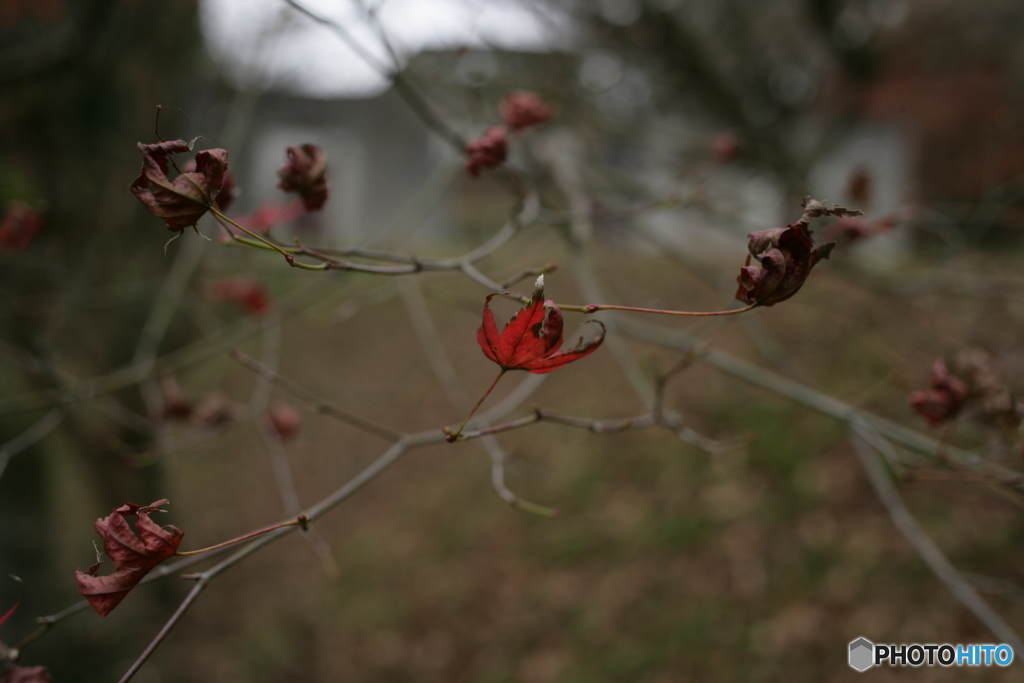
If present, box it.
[174,518,306,556]
[849,424,1024,659]
[0,406,68,481]
[400,280,557,514]
[250,312,299,513]
[230,349,402,442]
[249,313,340,577]
[622,319,1024,488]
[0,196,538,419]
[446,369,506,442]
[117,581,205,683]
[281,0,465,151]
[131,230,206,456]
[541,138,725,453]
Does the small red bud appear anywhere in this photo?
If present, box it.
[266,401,301,441]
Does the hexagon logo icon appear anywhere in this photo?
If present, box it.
[849,637,874,672]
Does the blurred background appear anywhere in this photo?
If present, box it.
[3,0,1024,680]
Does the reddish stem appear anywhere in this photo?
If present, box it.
[175,516,309,556]
[558,302,757,317]
[446,369,506,442]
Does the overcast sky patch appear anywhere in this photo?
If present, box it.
[200,0,567,98]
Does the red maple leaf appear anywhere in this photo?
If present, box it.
[448,277,604,442]
[477,276,605,373]
[74,499,184,617]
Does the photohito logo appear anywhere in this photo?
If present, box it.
[848,637,1014,671]
[849,638,874,672]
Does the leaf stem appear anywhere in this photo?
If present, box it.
[209,207,314,267]
[174,516,308,556]
[446,369,506,442]
[558,303,758,317]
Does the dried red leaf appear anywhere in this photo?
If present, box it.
[0,666,52,683]
[477,276,604,374]
[734,222,835,307]
[74,500,183,617]
[182,159,237,212]
[954,348,1020,427]
[266,400,301,441]
[499,91,553,131]
[465,127,508,177]
[277,144,328,212]
[207,277,271,315]
[130,140,229,232]
[910,359,969,426]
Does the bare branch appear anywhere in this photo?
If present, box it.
[0,407,68,481]
[849,424,1024,658]
[117,582,206,683]
[230,349,402,442]
[622,319,1024,489]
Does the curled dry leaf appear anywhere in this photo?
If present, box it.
[277,144,328,211]
[0,666,53,683]
[910,359,969,426]
[735,222,835,307]
[74,500,184,617]
[130,139,229,232]
[499,91,553,131]
[477,276,605,374]
[953,348,1021,428]
[182,158,237,212]
[465,127,508,177]
[799,197,863,221]
[0,203,43,251]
